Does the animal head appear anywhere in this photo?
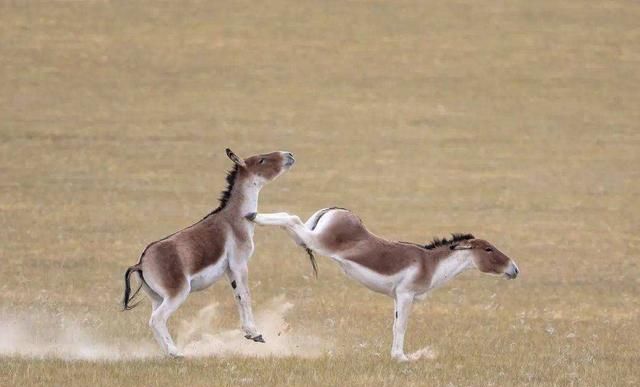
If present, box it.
[226,148,295,184]
[450,238,519,279]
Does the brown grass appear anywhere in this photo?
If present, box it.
[1,1,639,386]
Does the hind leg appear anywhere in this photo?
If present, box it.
[253,212,327,253]
[141,283,164,349]
[141,279,163,312]
[226,267,263,342]
[252,212,295,227]
[149,287,189,357]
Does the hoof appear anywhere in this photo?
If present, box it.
[169,351,184,359]
[245,334,266,343]
[245,212,257,221]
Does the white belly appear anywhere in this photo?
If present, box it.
[333,257,404,296]
[189,257,228,292]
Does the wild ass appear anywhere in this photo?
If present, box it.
[122,148,295,357]
[248,207,519,361]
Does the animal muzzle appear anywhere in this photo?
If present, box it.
[283,152,295,167]
[504,262,519,279]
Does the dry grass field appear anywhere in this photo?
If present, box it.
[1,1,639,386]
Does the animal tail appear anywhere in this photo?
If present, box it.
[305,247,318,278]
[122,264,144,311]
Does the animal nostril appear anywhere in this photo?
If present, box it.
[283,152,295,166]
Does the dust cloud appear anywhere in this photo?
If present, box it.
[408,346,437,361]
[0,311,157,360]
[0,296,330,360]
[177,295,331,358]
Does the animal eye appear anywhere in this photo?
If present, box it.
[485,247,493,252]
[259,158,265,164]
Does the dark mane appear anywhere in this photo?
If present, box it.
[208,164,240,216]
[424,233,475,250]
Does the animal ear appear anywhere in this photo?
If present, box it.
[450,241,472,250]
[225,148,246,168]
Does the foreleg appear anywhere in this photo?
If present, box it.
[391,291,415,362]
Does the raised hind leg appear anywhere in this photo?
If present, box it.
[149,287,190,357]
[252,212,328,254]
[251,212,294,227]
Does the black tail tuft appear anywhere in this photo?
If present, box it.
[122,265,144,311]
[305,248,318,278]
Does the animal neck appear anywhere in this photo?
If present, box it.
[224,172,263,217]
[429,250,475,289]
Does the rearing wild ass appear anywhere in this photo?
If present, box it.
[122,148,295,357]
[248,207,519,361]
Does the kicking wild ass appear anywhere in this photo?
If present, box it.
[248,207,520,361]
[122,149,295,357]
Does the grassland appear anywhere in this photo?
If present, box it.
[1,1,639,386]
